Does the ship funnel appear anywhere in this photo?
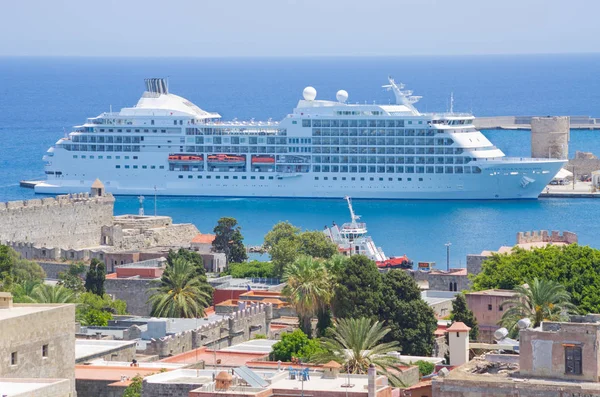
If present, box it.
[144,78,168,95]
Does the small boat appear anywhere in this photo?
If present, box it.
[251,156,275,164]
[168,154,203,162]
[207,154,246,167]
[376,255,414,269]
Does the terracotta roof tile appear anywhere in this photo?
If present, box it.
[446,321,471,333]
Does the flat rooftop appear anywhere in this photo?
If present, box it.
[146,368,280,385]
[466,289,517,297]
[161,347,268,367]
[219,339,278,355]
[75,339,137,361]
[270,374,386,393]
[0,303,71,321]
[0,378,69,396]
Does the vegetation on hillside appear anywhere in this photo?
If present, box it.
[213,217,247,263]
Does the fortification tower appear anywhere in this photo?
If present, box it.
[531,116,570,159]
[91,179,105,197]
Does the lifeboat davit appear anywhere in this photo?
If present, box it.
[168,154,203,162]
[207,154,246,167]
[376,255,413,269]
[251,156,275,164]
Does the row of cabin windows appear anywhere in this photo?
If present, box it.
[10,345,49,366]
[313,128,434,137]
[186,127,286,136]
[312,137,454,145]
[316,176,420,182]
[73,135,143,143]
[64,145,142,152]
[73,155,139,160]
[312,165,482,174]
[115,165,165,170]
[179,175,273,180]
[304,119,425,128]
[312,155,471,163]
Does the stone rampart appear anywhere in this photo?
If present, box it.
[105,278,156,316]
[0,193,114,249]
[516,230,578,245]
[144,304,271,358]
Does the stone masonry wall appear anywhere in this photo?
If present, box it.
[0,193,114,249]
[516,230,578,245]
[105,278,156,316]
[0,304,76,394]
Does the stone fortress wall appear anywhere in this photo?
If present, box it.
[0,193,114,249]
[516,230,578,245]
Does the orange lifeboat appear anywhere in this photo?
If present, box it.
[251,156,275,164]
[168,154,203,162]
[207,154,246,167]
[376,255,413,269]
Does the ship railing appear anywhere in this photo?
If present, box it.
[496,157,566,162]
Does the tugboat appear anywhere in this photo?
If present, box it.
[323,196,413,268]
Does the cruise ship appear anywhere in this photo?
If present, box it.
[36,77,566,199]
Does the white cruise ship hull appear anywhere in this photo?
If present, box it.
[35,158,565,200]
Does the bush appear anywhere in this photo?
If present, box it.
[415,360,435,377]
[226,261,275,278]
[252,333,267,340]
[270,329,324,362]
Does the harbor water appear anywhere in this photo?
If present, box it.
[1,55,600,265]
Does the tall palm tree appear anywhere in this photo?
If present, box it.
[148,258,212,318]
[24,284,77,304]
[312,317,405,387]
[283,255,332,337]
[10,279,42,303]
[500,278,576,329]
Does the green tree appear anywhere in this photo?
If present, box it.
[0,245,46,289]
[450,293,479,341]
[415,360,434,377]
[270,237,301,276]
[24,284,77,304]
[380,270,438,356]
[312,317,405,387]
[283,255,332,336]
[10,279,42,302]
[123,375,143,397]
[270,329,324,362]
[77,292,127,326]
[297,231,338,260]
[500,278,576,330]
[331,255,383,321]
[85,259,106,296]
[148,258,212,318]
[225,261,275,278]
[213,217,247,263]
[57,262,86,293]
[315,255,348,337]
[167,248,206,278]
[471,244,600,313]
[264,221,300,251]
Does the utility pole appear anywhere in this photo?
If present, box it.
[445,242,452,271]
[154,185,157,216]
[572,165,576,191]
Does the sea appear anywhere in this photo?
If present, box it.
[1,54,600,266]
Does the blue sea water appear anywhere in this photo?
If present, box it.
[1,55,600,265]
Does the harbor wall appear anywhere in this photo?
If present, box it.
[0,193,114,249]
[531,116,570,159]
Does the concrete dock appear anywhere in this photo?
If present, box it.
[474,116,600,130]
[539,181,600,198]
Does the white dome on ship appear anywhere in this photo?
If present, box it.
[303,86,317,101]
[336,90,349,103]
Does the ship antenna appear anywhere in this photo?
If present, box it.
[450,92,454,114]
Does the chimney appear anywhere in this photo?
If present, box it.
[368,363,376,397]
[0,292,13,309]
[447,321,471,366]
[215,371,233,391]
[322,360,342,379]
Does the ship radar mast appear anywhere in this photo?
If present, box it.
[344,196,361,227]
[382,77,422,115]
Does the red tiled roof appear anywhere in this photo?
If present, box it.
[192,234,215,244]
[160,347,268,366]
[446,321,471,332]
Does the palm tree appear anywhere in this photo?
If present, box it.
[10,279,42,302]
[148,258,212,318]
[500,278,576,329]
[312,317,405,387]
[24,284,77,304]
[283,255,332,337]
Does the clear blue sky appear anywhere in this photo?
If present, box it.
[2,0,598,57]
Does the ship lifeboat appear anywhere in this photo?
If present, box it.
[207,154,246,167]
[251,156,275,165]
[376,255,413,269]
[168,154,203,162]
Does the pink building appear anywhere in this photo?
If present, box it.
[465,289,517,342]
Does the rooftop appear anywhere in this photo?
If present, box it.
[466,289,517,297]
[0,378,70,397]
[192,233,216,244]
[0,303,72,321]
[161,346,269,367]
[75,339,137,362]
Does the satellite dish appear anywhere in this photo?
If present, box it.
[303,86,317,101]
[494,327,509,341]
[517,318,532,330]
[336,90,349,103]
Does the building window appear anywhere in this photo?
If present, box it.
[11,352,17,365]
[565,346,582,375]
[488,304,492,311]
[42,344,48,358]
